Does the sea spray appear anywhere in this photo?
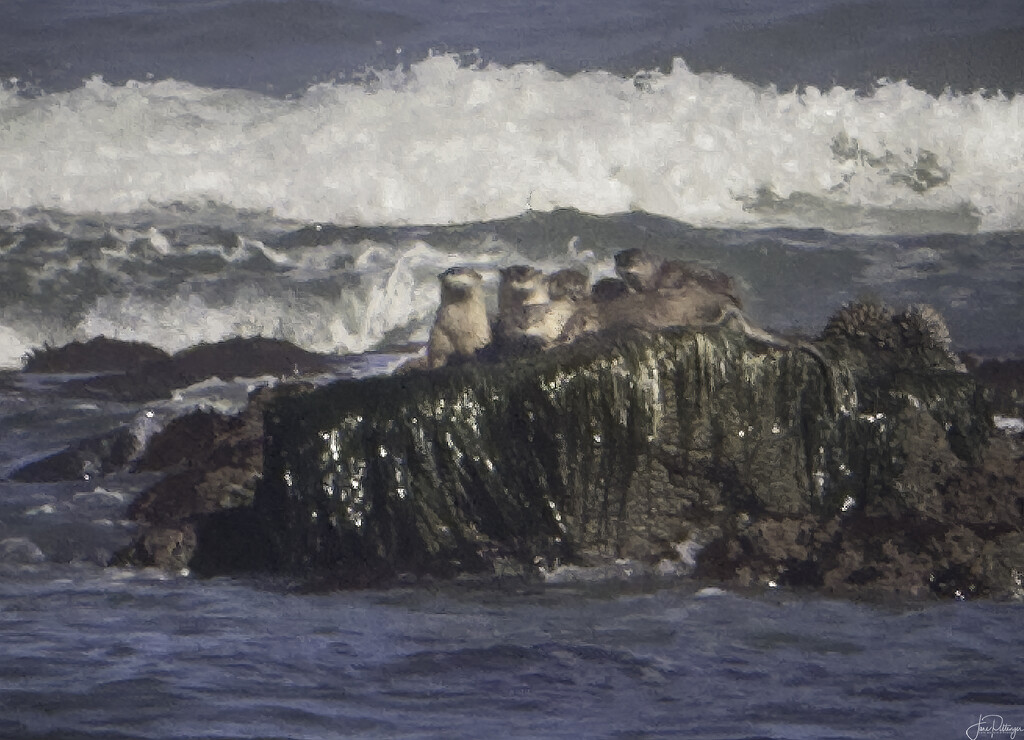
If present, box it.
[2,57,1022,232]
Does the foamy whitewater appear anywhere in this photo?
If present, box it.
[1,1,1023,737]
[2,57,1022,231]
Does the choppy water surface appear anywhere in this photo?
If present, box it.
[1,569,1021,740]
[2,211,1023,369]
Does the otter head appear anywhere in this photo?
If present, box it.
[439,266,484,302]
[614,248,660,293]
[546,268,589,302]
[498,265,547,307]
[656,260,736,294]
[591,277,630,303]
[653,261,694,291]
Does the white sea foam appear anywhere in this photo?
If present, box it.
[53,232,603,355]
[994,416,1024,435]
[70,240,464,354]
[2,56,1022,233]
[0,325,31,369]
[0,219,608,357]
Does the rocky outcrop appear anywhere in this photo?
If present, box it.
[111,384,312,572]
[34,336,334,402]
[114,301,1024,599]
[259,325,849,584]
[110,401,263,571]
[243,300,1019,598]
[7,336,333,483]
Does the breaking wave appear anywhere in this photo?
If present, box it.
[2,55,1022,233]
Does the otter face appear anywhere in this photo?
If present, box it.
[653,261,694,291]
[500,265,541,284]
[440,266,483,284]
[546,268,589,302]
[499,265,547,307]
[614,248,660,293]
[439,266,484,300]
[591,277,630,303]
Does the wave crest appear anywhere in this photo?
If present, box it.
[1,56,1022,232]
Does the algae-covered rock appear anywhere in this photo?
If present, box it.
[125,299,1020,600]
[256,326,859,581]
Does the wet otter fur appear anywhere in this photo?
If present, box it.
[494,265,549,347]
[426,267,491,368]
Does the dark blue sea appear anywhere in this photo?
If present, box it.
[1,1,1023,737]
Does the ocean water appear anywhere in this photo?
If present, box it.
[1,1,1024,737]
[3,570,1023,740]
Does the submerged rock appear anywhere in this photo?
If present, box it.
[169,337,334,384]
[9,426,139,483]
[0,537,47,565]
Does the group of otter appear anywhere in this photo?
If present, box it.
[421,249,784,370]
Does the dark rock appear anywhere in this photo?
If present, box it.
[127,465,256,527]
[111,525,198,572]
[821,300,964,375]
[133,407,262,473]
[962,354,1024,418]
[9,426,139,482]
[253,318,967,585]
[112,384,311,571]
[65,336,333,402]
[119,300,1024,600]
[169,336,332,384]
[23,337,170,374]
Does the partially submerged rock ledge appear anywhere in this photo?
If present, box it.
[22,335,332,402]
[111,303,1024,600]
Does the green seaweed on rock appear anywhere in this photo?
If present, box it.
[258,326,863,581]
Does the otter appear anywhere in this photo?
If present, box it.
[613,249,827,368]
[652,259,742,307]
[603,248,744,332]
[426,267,491,368]
[595,282,737,332]
[517,267,592,347]
[546,267,590,303]
[614,248,740,304]
[614,248,662,294]
[591,277,630,303]
[557,274,626,341]
[495,265,549,345]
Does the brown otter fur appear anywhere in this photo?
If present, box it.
[426,267,491,368]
